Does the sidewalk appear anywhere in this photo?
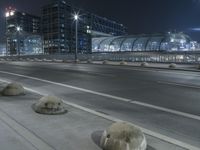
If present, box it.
[0,82,188,150]
[90,61,200,72]
[1,58,200,72]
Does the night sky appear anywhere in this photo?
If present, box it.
[1,0,200,41]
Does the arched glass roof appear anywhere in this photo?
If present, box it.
[92,33,193,52]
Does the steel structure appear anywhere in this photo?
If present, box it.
[92,33,198,52]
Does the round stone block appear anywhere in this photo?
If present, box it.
[100,122,147,150]
[141,62,149,67]
[32,96,67,115]
[2,83,25,96]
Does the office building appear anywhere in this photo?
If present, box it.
[42,0,127,54]
[5,7,42,55]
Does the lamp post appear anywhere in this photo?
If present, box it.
[74,14,79,62]
[16,26,21,56]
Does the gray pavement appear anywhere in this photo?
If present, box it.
[0,82,186,150]
[0,61,199,149]
[2,58,199,72]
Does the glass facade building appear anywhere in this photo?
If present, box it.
[0,43,6,56]
[92,33,198,52]
[23,35,43,54]
[5,7,41,34]
[5,7,41,55]
[42,0,127,54]
[89,14,127,36]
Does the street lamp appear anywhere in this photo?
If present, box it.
[17,26,21,32]
[16,26,22,56]
[74,13,79,62]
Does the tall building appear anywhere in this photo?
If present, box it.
[5,7,41,34]
[5,7,42,55]
[89,14,127,37]
[42,0,127,54]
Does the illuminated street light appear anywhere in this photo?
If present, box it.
[17,26,21,31]
[10,11,15,16]
[5,12,9,17]
[5,9,15,18]
[74,14,79,21]
[74,13,79,62]
[16,26,22,56]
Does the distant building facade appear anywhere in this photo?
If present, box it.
[92,32,198,52]
[0,42,6,56]
[42,0,127,54]
[5,7,42,55]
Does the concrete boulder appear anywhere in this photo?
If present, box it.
[6,58,11,61]
[74,59,80,63]
[62,60,68,63]
[141,62,149,67]
[42,58,49,62]
[87,59,93,64]
[19,58,24,61]
[100,122,147,150]
[120,61,127,65]
[34,58,40,61]
[169,63,176,68]
[103,60,109,65]
[1,83,25,96]
[53,59,62,63]
[32,96,67,115]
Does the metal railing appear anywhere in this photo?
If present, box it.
[1,51,200,64]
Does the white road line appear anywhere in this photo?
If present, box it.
[62,102,199,150]
[0,79,198,150]
[158,81,200,89]
[0,70,200,122]
[0,71,200,121]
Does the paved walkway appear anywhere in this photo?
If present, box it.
[0,82,188,150]
[1,58,200,72]
[90,61,200,72]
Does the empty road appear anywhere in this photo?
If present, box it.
[0,61,199,149]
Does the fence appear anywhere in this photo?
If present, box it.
[1,51,200,64]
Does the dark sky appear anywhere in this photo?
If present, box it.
[1,0,200,41]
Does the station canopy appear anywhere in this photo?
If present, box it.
[92,32,197,52]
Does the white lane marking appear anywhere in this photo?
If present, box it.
[62,102,199,150]
[158,81,200,89]
[0,79,198,150]
[0,70,200,122]
[0,106,55,150]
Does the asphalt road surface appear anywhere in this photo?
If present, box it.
[0,61,199,148]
